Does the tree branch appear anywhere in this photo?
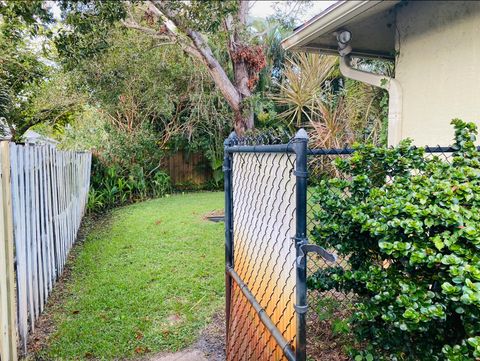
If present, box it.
[121,19,172,41]
[148,0,242,111]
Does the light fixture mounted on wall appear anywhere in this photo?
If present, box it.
[336,29,352,44]
[334,29,352,56]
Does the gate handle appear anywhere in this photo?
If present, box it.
[297,244,337,269]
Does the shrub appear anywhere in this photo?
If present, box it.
[310,119,480,360]
[82,121,171,213]
[88,155,171,213]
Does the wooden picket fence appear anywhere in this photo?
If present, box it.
[0,142,91,360]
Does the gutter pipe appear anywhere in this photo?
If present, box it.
[338,50,402,145]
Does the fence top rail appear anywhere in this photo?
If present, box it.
[224,125,480,156]
[307,145,480,156]
[224,144,480,156]
[225,143,295,154]
[224,129,310,154]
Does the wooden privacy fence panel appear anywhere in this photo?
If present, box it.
[0,142,92,357]
[161,151,211,188]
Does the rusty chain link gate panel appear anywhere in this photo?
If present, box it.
[223,130,309,361]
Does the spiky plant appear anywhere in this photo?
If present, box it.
[273,52,336,128]
[343,79,387,145]
[310,91,354,149]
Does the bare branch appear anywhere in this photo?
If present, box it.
[146,1,178,34]
[238,0,249,25]
[121,19,171,41]
[180,43,203,59]
[146,0,164,18]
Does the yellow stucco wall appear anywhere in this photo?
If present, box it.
[395,1,480,146]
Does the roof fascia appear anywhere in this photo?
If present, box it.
[282,1,384,51]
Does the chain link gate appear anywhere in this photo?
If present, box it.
[224,129,334,361]
[224,132,470,360]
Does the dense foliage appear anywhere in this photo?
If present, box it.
[87,129,171,213]
[54,0,264,134]
[56,27,231,205]
[0,1,65,140]
[56,110,170,213]
[273,53,390,147]
[0,0,390,213]
[310,119,480,360]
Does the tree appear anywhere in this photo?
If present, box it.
[0,0,80,140]
[62,25,232,158]
[56,1,268,135]
[0,1,52,139]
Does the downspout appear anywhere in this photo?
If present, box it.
[337,39,402,145]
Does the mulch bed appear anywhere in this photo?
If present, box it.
[306,292,353,361]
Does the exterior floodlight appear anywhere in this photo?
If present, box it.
[336,30,352,44]
[335,29,352,56]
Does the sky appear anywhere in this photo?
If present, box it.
[45,1,337,25]
[250,1,336,24]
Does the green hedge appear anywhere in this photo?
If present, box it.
[310,119,480,360]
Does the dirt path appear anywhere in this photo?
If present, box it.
[146,312,225,361]
[149,350,208,361]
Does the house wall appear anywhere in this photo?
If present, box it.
[395,1,480,146]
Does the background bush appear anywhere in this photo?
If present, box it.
[310,119,480,360]
[57,110,171,213]
[87,125,171,212]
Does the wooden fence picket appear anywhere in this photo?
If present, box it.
[0,141,18,361]
[0,143,91,357]
[25,146,35,331]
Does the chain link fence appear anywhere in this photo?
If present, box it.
[306,149,355,361]
[224,130,309,361]
[305,146,461,360]
[224,130,461,361]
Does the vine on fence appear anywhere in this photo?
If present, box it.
[310,119,480,360]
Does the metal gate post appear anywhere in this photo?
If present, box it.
[223,132,235,346]
[293,129,308,361]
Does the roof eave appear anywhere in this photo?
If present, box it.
[281,0,385,51]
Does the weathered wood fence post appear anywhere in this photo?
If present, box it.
[0,141,18,361]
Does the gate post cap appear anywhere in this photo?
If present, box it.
[224,131,238,146]
[294,128,308,140]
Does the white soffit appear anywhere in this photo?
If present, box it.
[282,0,401,59]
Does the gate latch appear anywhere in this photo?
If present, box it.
[297,243,337,269]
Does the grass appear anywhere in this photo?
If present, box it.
[39,192,225,360]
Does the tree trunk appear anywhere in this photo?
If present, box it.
[231,59,253,136]
[234,108,254,135]
[129,1,259,135]
[226,0,256,136]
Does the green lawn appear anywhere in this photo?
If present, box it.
[39,192,225,360]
